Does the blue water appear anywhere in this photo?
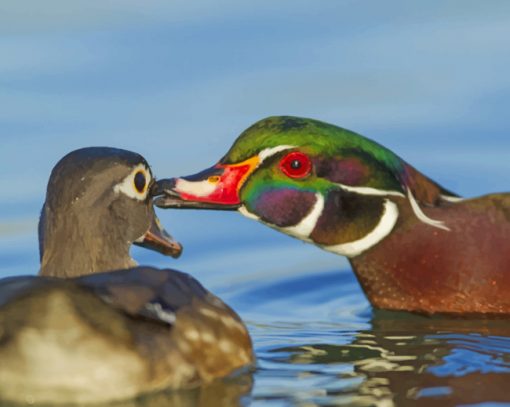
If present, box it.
[2,2,510,405]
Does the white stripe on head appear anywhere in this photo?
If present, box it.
[258,145,296,164]
[323,199,399,257]
[174,178,217,198]
[336,183,405,198]
[281,193,324,240]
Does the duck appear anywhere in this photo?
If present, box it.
[0,147,253,405]
[154,116,510,315]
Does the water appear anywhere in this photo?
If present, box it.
[2,2,510,405]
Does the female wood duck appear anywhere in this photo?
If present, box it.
[155,116,510,316]
[0,147,253,405]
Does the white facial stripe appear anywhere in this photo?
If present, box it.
[324,199,399,258]
[239,194,324,240]
[175,178,217,197]
[407,189,450,231]
[258,145,296,164]
[336,183,405,198]
[281,193,324,239]
[113,164,151,201]
[440,194,464,203]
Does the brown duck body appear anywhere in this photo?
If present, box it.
[0,268,253,404]
[352,193,510,314]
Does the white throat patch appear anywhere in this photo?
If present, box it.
[238,194,399,258]
[238,205,260,221]
[281,193,324,240]
[238,193,324,242]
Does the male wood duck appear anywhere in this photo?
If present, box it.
[155,116,510,316]
[0,147,253,405]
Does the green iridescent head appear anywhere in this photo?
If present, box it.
[223,116,405,191]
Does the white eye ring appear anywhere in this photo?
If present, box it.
[113,164,152,201]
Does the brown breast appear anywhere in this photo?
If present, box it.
[350,193,510,314]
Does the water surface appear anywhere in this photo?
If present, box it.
[2,2,510,405]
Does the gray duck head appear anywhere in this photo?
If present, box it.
[39,147,182,277]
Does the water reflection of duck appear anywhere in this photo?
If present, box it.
[0,148,253,405]
[269,310,510,405]
[155,116,510,315]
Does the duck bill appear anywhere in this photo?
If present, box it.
[154,156,259,210]
[134,214,183,258]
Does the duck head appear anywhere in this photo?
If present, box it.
[156,116,458,258]
[40,147,182,277]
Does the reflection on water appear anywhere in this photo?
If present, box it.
[253,305,510,406]
[113,373,253,407]
[0,373,253,407]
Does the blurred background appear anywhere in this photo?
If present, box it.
[2,1,510,405]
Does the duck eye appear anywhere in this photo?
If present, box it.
[280,152,312,179]
[134,171,147,193]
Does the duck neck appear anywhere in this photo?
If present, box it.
[39,208,135,278]
[348,198,452,312]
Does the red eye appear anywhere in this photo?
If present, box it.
[279,152,312,179]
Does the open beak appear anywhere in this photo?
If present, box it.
[134,214,183,258]
[153,156,259,210]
